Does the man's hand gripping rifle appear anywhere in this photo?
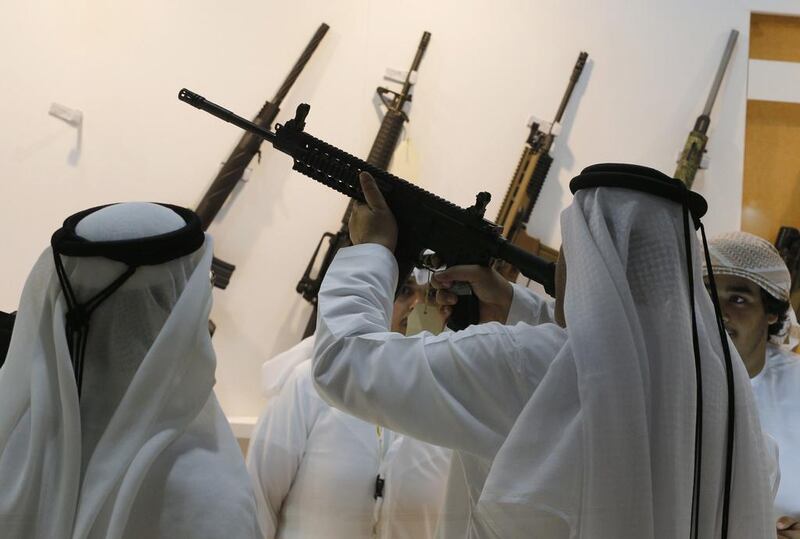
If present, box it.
[179,89,556,329]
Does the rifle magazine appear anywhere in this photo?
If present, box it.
[211,256,236,289]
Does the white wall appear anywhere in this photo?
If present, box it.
[2,0,798,420]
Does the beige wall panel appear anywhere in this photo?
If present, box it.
[750,13,800,62]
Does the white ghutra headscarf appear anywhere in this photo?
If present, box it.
[477,165,775,538]
[0,202,260,539]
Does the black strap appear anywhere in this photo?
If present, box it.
[699,225,735,538]
[51,203,203,266]
[569,163,708,225]
[52,251,138,395]
[50,203,204,397]
[683,205,704,539]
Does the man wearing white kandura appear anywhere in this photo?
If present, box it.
[705,231,800,538]
[247,272,452,538]
[0,202,261,539]
[310,164,778,538]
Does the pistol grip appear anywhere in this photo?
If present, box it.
[446,293,481,331]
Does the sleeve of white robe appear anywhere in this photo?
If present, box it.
[247,363,318,538]
[764,432,781,506]
[507,283,556,326]
[313,244,565,460]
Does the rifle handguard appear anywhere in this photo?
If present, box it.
[366,109,406,169]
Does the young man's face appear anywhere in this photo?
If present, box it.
[391,277,423,334]
[707,274,778,376]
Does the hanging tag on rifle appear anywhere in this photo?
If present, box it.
[219,162,253,182]
[527,115,548,129]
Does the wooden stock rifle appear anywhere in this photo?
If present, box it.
[195,23,329,290]
[296,31,431,338]
[493,51,588,281]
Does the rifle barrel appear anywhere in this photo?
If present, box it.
[702,29,739,117]
[409,31,432,74]
[180,89,276,142]
[396,31,431,108]
[552,51,588,125]
[273,23,330,105]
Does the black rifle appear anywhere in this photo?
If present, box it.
[674,29,738,188]
[196,23,329,289]
[179,92,556,330]
[0,311,15,368]
[297,31,431,337]
[776,226,800,308]
[494,51,588,281]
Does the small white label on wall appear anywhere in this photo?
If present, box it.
[49,102,83,127]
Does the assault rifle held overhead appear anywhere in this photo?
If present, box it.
[297,31,431,338]
[179,91,556,329]
[195,23,329,289]
[493,51,588,281]
[674,29,738,189]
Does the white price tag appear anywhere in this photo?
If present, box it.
[385,68,417,84]
[219,162,253,182]
[526,114,545,128]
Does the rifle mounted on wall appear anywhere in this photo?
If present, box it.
[493,51,588,281]
[195,22,329,289]
[296,31,431,338]
[674,29,738,188]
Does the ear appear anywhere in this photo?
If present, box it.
[767,312,779,326]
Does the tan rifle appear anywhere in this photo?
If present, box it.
[494,52,588,281]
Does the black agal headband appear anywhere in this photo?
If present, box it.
[570,164,733,539]
[51,203,204,397]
